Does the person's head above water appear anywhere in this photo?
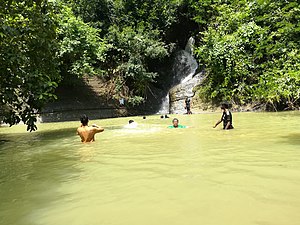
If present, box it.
[221,103,229,110]
[125,119,137,128]
[172,118,179,127]
[168,118,187,128]
[80,115,89,126]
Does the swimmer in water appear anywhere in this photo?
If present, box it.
[77,115,104,143]
[124,120,138,128]
[168,118,187,128]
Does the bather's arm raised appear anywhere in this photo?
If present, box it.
[91,124,104,133]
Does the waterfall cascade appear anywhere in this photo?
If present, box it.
[157,37,204,114]
[157,94,169,114]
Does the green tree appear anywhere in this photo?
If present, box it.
[67,0,177,104]
[0,1,109,130]
[56,4,107,83]
[0,0,60,131]
[69,0,112,31]
[103,25,169,105]
[194,0,300,109]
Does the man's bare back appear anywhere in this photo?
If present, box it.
[77,115,104,143]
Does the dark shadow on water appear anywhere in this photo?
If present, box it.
[35,127,77,140]
[0,139,11,152]
[0,125,123,152]
[0,129,84,220]
[0,127,77,151]
[0,139,10,144]
[105,125,123,130]
[280,133,300,146]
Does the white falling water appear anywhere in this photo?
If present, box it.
[157,94,169,114]
[157,37,203,114]
[185,36,195,55]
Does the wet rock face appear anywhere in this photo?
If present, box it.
[169,72,204,114]
[157,37,205,114]
[172,50,198,85]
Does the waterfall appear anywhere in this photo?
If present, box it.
[185,36,195,55]
[173,50,198,84]
[169,49,200,114]
[157,37,204,114]
[157,94,169,114]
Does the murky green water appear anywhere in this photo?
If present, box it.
[0,112,300,225]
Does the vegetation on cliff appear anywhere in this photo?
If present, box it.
[194,0,300,110]
[1,0,299,130]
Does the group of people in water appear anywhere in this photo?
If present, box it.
[77,103,234,143]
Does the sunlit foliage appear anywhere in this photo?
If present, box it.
[194,0,300,109]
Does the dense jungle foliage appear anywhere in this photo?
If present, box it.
[1,0,299,130]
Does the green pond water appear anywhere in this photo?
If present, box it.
[0,112,300,225]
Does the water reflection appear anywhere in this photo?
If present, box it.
[77,145,96,162]
[280,133,300,145]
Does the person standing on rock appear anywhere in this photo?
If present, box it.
[185,97,192,114]
[77,115,104,143]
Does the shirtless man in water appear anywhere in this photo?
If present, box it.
[77,115,104,143]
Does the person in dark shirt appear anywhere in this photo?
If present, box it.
[185,97,192,114]
[213,103,234,130]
